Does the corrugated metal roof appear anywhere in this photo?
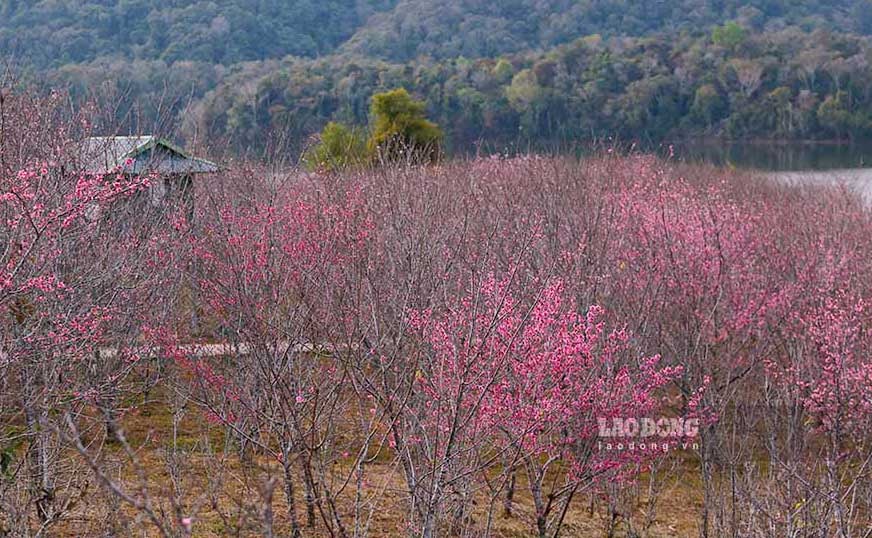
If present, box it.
[81,136,219,175]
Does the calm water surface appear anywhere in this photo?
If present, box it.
[674,142,872,201]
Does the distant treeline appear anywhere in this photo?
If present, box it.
[183,27,872,153]
[5,0,869,66]
[4,0,872,153]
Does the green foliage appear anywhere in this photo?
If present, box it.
[8,1,872,151]
[817,92,870,139]
[691,84,727,127]
[193,26,872,152]
[712,22,748,50]
[369,88,443,163]
[0,431,23,480]
[339,0,868,62]
[492,59,515,84]
[0,0,399,66]
[767,86,795,135]
[304,121,368,172]
[505,70,542,112]
[3,0,868,69]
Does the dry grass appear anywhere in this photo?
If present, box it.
[41,382,705,538]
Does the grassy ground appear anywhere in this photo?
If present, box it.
[44,383,705,537]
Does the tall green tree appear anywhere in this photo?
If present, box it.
[817,91,866,140]
[369,88,443,163]
[304,121,368,172]
[712,22,747,51]
[691,84,726,128]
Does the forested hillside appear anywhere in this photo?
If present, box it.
[4,0,872,152]
[339,0,871,61]
[195,28,872,152]
[0,0,397,65]
[3,0,869,65]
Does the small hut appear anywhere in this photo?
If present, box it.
[80,136,219,207]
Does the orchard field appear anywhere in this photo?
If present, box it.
[1,90,871,538]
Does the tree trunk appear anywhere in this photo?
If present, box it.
[24,401,53,524]
[503,470,516,518]
[300,460,317,528]
[282,457,302,538]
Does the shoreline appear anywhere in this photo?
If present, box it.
[668,138,870,147]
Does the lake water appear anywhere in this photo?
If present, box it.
[673,142,872,201]
[673,141,872,171]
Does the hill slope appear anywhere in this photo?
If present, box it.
[2,0,870,67]
[4,0,872,151]
[0,0,397,66]
[338,0,869,61]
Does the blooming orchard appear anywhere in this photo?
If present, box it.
[1,92,871,537]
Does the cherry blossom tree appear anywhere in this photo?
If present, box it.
[1,137,153,532]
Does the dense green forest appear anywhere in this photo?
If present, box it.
[4,0,872,153]
[197,27,872,152]
[0,0,398,65]
[336,0,872,61]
